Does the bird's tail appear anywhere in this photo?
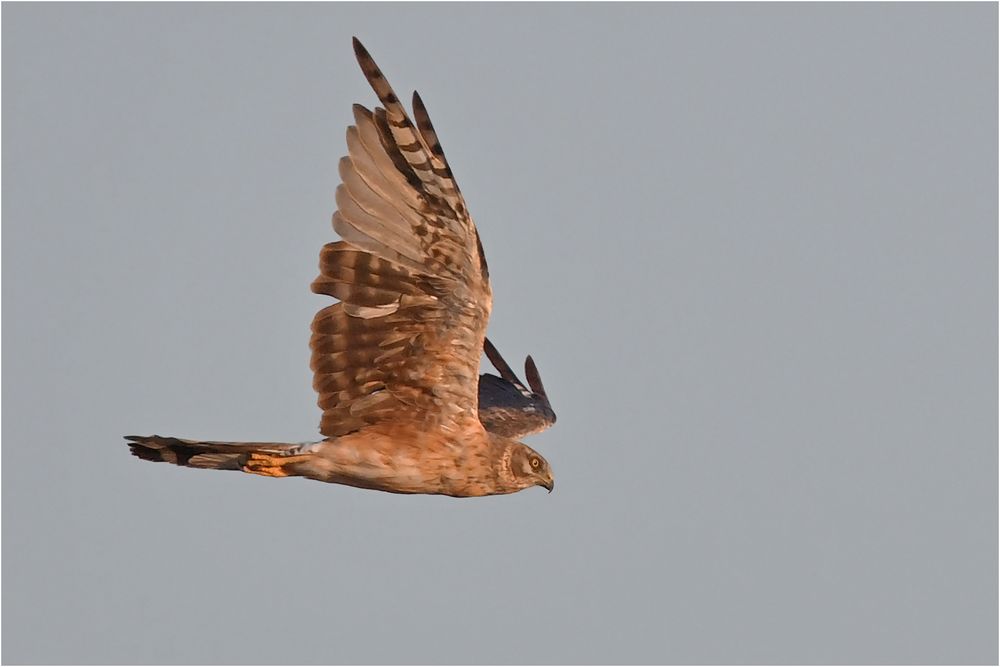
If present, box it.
[124,435,312,478]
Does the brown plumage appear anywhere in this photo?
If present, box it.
[125,37,556,497]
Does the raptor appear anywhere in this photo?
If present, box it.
[126,38,557,497]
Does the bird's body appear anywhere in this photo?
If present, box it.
[129,422,546,497]
[126,38,556,497]
[289,424,522,496]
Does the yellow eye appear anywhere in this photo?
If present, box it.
[530,458,540,468]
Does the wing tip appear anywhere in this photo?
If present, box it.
[352,36,398,105]
[484,337,521,386]
[524,355,549,399]
[412,90,427,120]
[352,36,368,61]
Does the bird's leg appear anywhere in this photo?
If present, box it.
[242,452,313,478]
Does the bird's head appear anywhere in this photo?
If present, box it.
[504,442,554,493]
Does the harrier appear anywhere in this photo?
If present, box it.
[126,38,557,497]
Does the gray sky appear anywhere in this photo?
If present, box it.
[3,3,996,664]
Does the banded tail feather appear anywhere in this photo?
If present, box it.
[125,435,312,478]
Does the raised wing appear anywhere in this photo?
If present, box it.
[477,338,557,439]
[311,38,492,438]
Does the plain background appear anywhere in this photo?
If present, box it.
[3,3,996,664]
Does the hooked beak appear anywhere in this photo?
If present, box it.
[540,476,554,493]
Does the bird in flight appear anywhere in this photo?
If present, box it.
[126,38,557,497]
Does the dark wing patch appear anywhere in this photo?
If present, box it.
[477,338,556,438]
